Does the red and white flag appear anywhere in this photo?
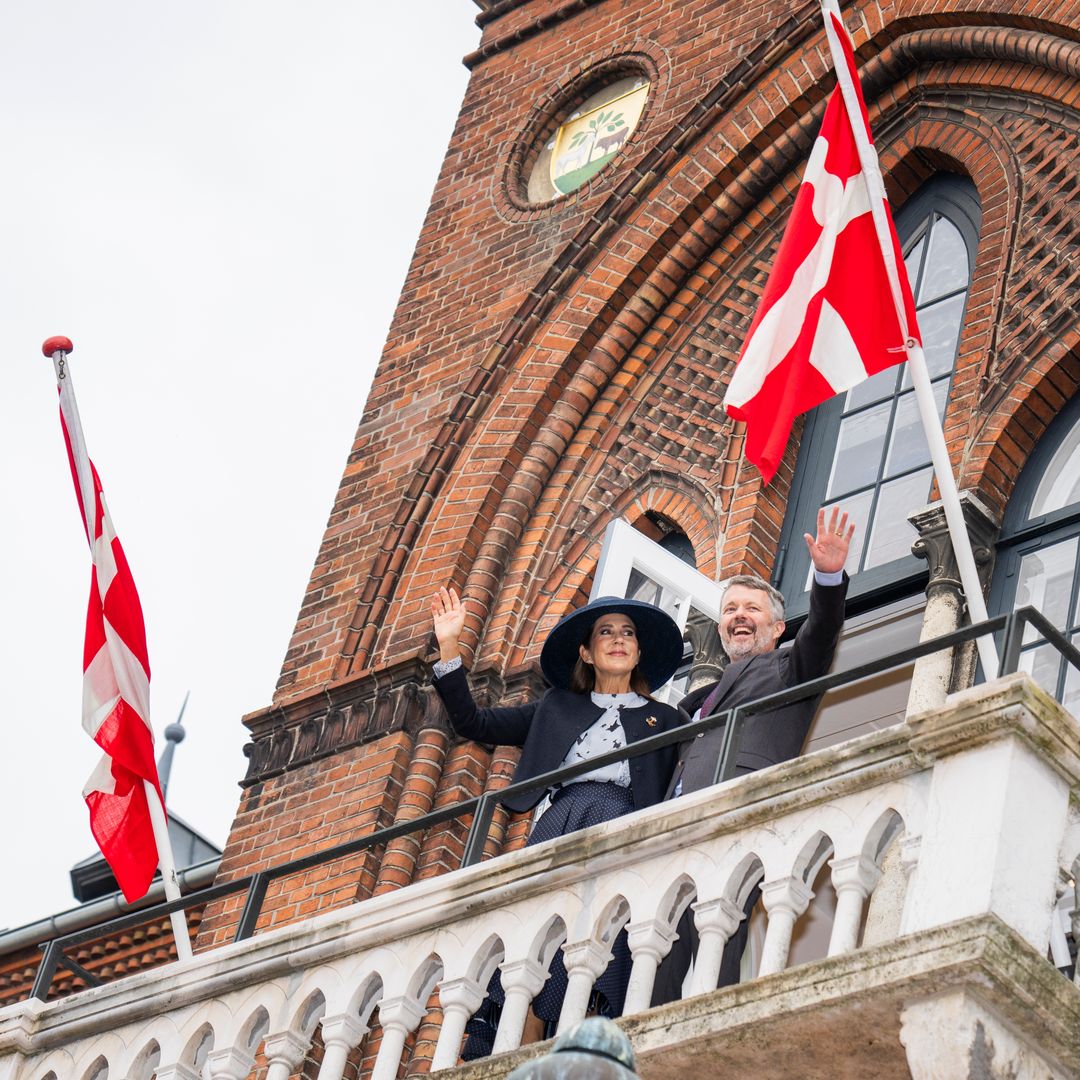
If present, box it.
[52,342,163,902]
[724,6,919,484]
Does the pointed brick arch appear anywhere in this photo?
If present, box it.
[486,473,719,675]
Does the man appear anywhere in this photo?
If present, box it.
[651,505,854,1004]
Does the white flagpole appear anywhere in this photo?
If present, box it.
[47,338,193,962]
[819,0,1000,678]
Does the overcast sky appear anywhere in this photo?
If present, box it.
[0,2,479,931]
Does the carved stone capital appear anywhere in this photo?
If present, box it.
[908,491,1000,601]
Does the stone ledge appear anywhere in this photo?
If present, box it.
[907,673,1080,786]
[444,915,1080,1078]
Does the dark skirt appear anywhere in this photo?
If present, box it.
[462,782,635,1060]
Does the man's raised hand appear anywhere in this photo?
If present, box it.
[803,506,855,575]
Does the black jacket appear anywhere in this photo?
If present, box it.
[432,664,685,813]
[671,574,848,795]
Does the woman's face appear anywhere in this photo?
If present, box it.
[579,614,641,680]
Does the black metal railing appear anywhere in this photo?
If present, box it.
[28,605,1080,1001]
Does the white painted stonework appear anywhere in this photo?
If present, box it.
[1,675,1079,1078]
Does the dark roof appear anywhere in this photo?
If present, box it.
[70,813,221,903]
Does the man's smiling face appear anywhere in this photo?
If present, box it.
[719,584,785,661]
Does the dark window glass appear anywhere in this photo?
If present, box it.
[991,392,1080,715]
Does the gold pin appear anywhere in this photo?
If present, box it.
[645,716,659,727]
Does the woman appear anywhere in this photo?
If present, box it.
[430,586,686,1057]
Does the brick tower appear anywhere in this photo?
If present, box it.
[16,1,1077,1077]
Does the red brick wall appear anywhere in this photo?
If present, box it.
[0,909,204,1007]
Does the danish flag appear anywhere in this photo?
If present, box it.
[49,338,163,902]
[724,7,919,484]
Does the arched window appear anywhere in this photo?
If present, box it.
[776,175,981,616]
[990,388,1080,713]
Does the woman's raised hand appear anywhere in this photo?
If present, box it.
[430,586,466,661]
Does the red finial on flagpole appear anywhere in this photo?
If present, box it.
[42,336,74,357]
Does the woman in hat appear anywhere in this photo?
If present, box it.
[429,586,686,1057]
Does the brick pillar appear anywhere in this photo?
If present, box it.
[373,726,451,895]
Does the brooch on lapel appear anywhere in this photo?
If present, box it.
[645,716,659,727]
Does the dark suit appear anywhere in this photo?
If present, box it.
[652,573,848,1005]
[432,664,684,812]
[669,573,848,795]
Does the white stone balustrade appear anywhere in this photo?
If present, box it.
[2,674,1079,1078]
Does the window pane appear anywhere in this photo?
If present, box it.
[826,401,890,499]
[626,569,662,607]
[1014,537,1078,642]
[918,216,968,303]
[1030,422,1080,518]
[1019,641,1063,702]
[917,294,965,379]
[884,381,948,478]
[846,364,901,411]
[904,234,926,293]
[863,468,933,569]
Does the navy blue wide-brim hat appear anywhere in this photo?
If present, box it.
[539,596,685,691]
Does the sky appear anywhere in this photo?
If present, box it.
[0,1,480,931]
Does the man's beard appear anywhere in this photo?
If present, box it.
[720,623,776,661]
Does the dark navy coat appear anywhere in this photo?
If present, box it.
[432,664,684,813]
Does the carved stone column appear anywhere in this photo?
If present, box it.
[758,877,813,976]
[689,896,744,995]
[316,1014,369,1080]
[371,996,425,1080]
[907,492,999,714]
[622,918,678,1014]
[826,854,881,956]
[430,976,486,1071]
[492,958,548,1054]
[262,1031,310,1080]
[556,939,614,1034]
[155,1067,201,1080]
[205,1047,257,1080]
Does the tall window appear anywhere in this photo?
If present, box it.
[990,390,1080,715]
[776,175,981,616]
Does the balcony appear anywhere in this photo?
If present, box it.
[3,634,1080,1078]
